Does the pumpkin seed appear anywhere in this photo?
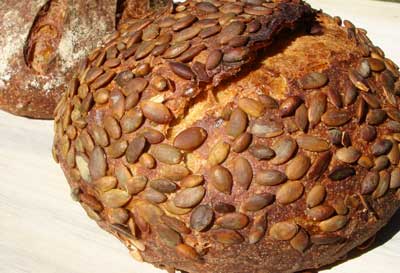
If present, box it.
[143,188,167,203]
[271,136,297,165]
[295,104,308,132]
[336,147,361,163]
[248,213,267,244]
[371,139,393,156]
[306,205,335,221]
[232,132,252,153]
[280,96,302,117]
[101,189,131,208]
[276,181,304,204]
[208,141,230,166]
[285,154,311,180]
[270,222,298,241]
[150,144,182,165]
[190,205,214,231]
[105,140,128,158]
[173,127,207,151]
[216,213,249,230]
[89,146,107,181]
[126,136,146,163]
[174,186,206,208]
[255,169,287,186]
[321,109,352,126]
[141,101,172,124]
[238,98,265,117]
[227,108,248,138]
[125,176,148,195]
[360,125,377,142]
[390,168,400,189]
[328,165,355,181]
[232,157,253,189]
[296,134,330,152]
[175,244,199,261]
[306,185,326,208]
[290,229,309,253]
[250,120,283,138]
[211,229,244,244]
[121,110,143,134]
[372,170,390,199]
[307,151,332,181]
[159,165,190,181]
[249,144,275,160]
[298,72,328,89]
[181,175,204,188]
[242,193,274,211]
[319,215,348,232]
[150,179,177,193]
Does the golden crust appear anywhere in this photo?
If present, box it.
[53,1,400,273]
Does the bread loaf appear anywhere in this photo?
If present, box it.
[0,0,169,119]
[53,0,400,272]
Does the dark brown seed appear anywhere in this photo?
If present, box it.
[307,151,333,181]
[327,129,342,146]
[341,131,351,147]
[178,44,206,63]
[101,189,131,208]
[319,215,348,232]
[211,229,244,244]
[270,222,298,241]
[173,127,207,151]
[290,229,309,253]
[192,61,211,82]
[190,205,214,231]
[276,181,304,204]
[249,144,275,160]
[123,78,149,95]
[141,101,172,124]
[105,140,128,158]
[216,213,249,230]
[232,157,253,189]
[135,40,156,60]
[321,109,352,126]
[271,136,297,165]
[214,202,235,214]
[280,96,302,117]
[181,175,204,188]
[306,185,326,208]
[259,95,279,109]
[356,98,367,124]
[199,25,222,39]
[223,47,249,63]
[125,176,148,195]
[206,50,223,71]
[386,107,400,122]
[126,136,146,163]
[232,132,252,153]
[175,244,199,261]
[372,170,390,199]
[328,165,355,181]
[196,18,218,28]
[255,169,287,186]
[308,91,327,127]
[242,193,274,211]
[386,121,400,133]
[156,224,182,248]
[297,134,330,152]
[306,205,335,221]
[162,215,190,234]
[85,67,104,84]
[151,75,168,91]
[286,154,311,180]
[120,110,143,134]
[143,188,167,203]
[360,125,377,142]
[174,186,206,208]
[150,179,177,194]
[172,15,197,32]
[343,84,358,106]
[298,72,328,89]
[361,93,381,109]
[163,41,191,59]
[336,147,361,163]
[89,146,106,181]
[227,108,248,138]
[250,120,283,138]
[125,92,140,110]
[295,104,308,132]
[366,109,387,125]
[361,171,379,194]
[349,68,369,91]
[390,168,400,189]
[228,35,249,47]
[169,61,195,80]
[371,140,393,156]
[174,25,201,43]
[150,144,182,165]
[152,43,169,56]
[91,71,115,90]
[209,165,233,194]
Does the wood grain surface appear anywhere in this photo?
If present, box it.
[0,1,399,273]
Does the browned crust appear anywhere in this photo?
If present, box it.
[53,1,400,273]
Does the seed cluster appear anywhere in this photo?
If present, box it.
[53,0,400,271]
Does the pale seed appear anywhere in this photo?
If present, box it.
[125,176,148,195]
[209,165,233,194]
[181,175,204,188]
[248,213,267,244]
[76,154,91,182]
[390,168,400,189]
[238,98,265,117]
[250,120,283,138]
[208,141,230,166]
[319,215,348,232]
[286,154,311,180]
[306,184,326,208]
[372,170,390,199]
[159,165,190,181]
[336,147,361,163]
[105,140,128,158]
[102,189,131,208]
[89,146,107,181]
[276,181,304,204]
[270,222,298,241]
[349,68,369,91]
[150,144,182,165]
[104,116,121,140]
[174,186,206,208]
[299,72,328,89]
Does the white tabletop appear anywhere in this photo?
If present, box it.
[1,1,400,273]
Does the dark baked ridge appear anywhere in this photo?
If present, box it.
[0,0,169,119]
[53,1,400,273]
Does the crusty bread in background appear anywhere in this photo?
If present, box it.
[53,0,400,272]
[0,0,170,119]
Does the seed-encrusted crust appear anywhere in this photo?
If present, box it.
[53,0,400,273]
[0,0,168,119]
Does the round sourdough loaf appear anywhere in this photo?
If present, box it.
[53,0,400,272]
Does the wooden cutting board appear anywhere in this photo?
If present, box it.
[0,1,399,273]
